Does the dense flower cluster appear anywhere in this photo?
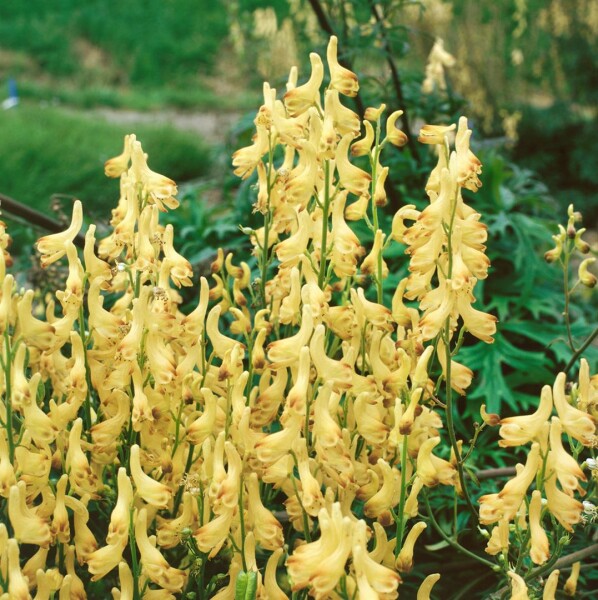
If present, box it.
[0,36,595,600]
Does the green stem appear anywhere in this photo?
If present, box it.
[394,433,409,556]
[318,161,331,289]
[238,473,248,572]
[371,116,383,304]
[562,246,577,352]
[564,325,598,374]
[423,493,495,569]
[3,331,14,462]
[129,508,141,600]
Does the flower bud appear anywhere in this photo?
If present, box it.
[564,561,580,596]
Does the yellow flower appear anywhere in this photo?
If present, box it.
[385,110,408,147]
[529,490,550,565]
[284,52,324,117]
[552,372,596,446]
[395,521,427,572]
[7,539,30,600]
[499,385,553,447]
[335,134,372,197]
[508,572,529,600]
[8,481,52,547]
[135,508,187,592]
[37,199,83,267]
[130,444,171,509]
[105,133,134,177]
[563,562,580,596]
[286,503,353,596]
[544,468,582,532]
[417,573,441,600]
[542,570,560,599]
[326,36,359,97]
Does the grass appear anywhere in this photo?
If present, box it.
[0,104,212,216]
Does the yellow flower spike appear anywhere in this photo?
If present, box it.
[135,507,187,593]
[335,134,372,197]
[385,110,408,147]
[206,304,245,359]
[548,417,587,494]
[245,472,284,550]
[416,436,457,487]
[268,304,314,367]
[422,38,455,94]
[454,117,483,192]
[553,372,596,446]
[37,199,83,267]
[418,123,456,145]
[16,289,55,350]
[193,507,236,557]
[578,257,597,288]
[66,418,100,498]
[286,503,353,596]
[352,519,401,597]
[499,384,553,447]
[8,481,52,547]
[351,120,375,157]
[542,570,560,599]
[50,474,70,544]
[417,573,441,600]
[7,538,29,600]
[508,572,530,600]
[130,444,171,509]
[326,35,359,97]
[363,459,401,518]
[395,521,427,572]
[528,490,550,565]
[105,133,134,177]
[485,517,510,556]
[284,52,324,117]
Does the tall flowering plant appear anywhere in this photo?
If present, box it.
[0,36,595,599]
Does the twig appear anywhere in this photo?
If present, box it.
[564,325,598,375]
[475,467,517,480]
[0,192,86,249]
[368,1,420,164]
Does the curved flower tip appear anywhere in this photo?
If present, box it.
[327,35,359,97]
[37,199,83,267]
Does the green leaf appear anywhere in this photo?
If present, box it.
[235,571,258,600]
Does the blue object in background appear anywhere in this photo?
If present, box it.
[3,78,19,109]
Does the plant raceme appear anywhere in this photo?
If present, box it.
[0,36,596,600]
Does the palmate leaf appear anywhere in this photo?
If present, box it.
[459,332,552,414]
[501,319,598,366]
